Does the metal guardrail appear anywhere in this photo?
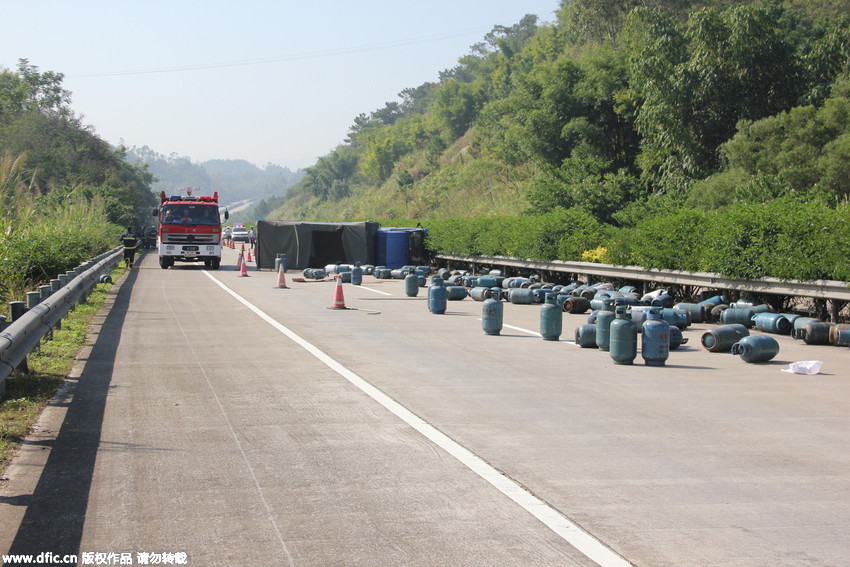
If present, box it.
[0,246,123,395]
[433,254,850,302]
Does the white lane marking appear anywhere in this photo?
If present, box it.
[357,284,392,296]
[501,322,579,346]
[204,272,630,567]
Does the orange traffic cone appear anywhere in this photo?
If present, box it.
[247,249,252,262]
[331,274,346,309]
[239,253,248,277]
[241,243,246,253]
[274,263,288,289]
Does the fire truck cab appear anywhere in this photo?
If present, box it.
[154,188,228,270]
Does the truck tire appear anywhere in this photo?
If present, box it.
[159,257,173,269]
[211,257,221,270]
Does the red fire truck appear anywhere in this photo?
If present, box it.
[154,188,229,269]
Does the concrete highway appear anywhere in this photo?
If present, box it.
[1,245,848,566]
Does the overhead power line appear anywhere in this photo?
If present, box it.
[70,27,491,78]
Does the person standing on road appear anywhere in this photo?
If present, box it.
[121,226,138,269]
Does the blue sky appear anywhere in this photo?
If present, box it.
[0,1,558,169]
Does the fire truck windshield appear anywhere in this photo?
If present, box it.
[162,204,220,225]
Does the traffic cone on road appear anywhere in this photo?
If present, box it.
[274,263,288,289]
[239,253,248,277]
[331,274,346,309]
[247,249,252,262]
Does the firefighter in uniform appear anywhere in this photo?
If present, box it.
[121,227,138,268]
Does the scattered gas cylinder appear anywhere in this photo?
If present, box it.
[595,299,616,352]
[445,285,468,301]
[469,286,491,301]
[834,329,850,346]
[709,304,729,322]
[482,294,503,336]
[698,295,726,312]
[673,303,705,324]
[720,307,755,328]
[731,335,780,363]
[562,296,590,314]
[798,320,831,345]
[351,262,362,286]
[669,326,688,350]
[373,268,392,279]
[752,312,791,334]
[540,294,562,341]
[641,308,670,366]
[828,323,850,345]
[791,317,821,339]
[609,306,638,365]
[660,308,690,329]
[701,324,749,352]
[508,288,535,305]
[404,273,419,297]
[428,276,447,314]
[575,324,597,348]
[650,293,675,308]
[302,268,328,279]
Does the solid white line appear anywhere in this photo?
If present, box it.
[204,271,630,567]
[501,322,579,346]
[356,284,392,296]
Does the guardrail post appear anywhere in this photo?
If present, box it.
[9,300,30,373]
[0,315,7,332]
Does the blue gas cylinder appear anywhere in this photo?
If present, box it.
[575,324,597,348]
[731,335,780,363]
[482,294,503,336]
[428,276,447,314]
[595,299,616,352]
[404,273,419,297]
[641,308,670,366]
[351,262,362,286]
[540,294,562,341]
[609,306,638,365]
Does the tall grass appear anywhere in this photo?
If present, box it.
[0,151,121,306]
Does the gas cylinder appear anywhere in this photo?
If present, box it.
[650,293,675,308]
[834,329,850,346]
[791,317,821,339]
[482,294,503,336]
[668,326,688,350]
[828,323,850,345]
[508,288,535,305]
[609,306,638,365]
[720,307,755,328]
[351,262,363,286]
[673,303,705,324]
[595,299,616,352]
[562,296,590,314]
[641,308,670,366]
[798,320,831,345]
[428,276,447,314]
[731,335,780,363]
[404,272,419,297]
[540,294,562,341]
[445,285,468,301]
[752,312,791,335]
[700,324,749,352]
[575,324,597,348]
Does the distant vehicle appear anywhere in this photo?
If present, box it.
[231,227,249,242]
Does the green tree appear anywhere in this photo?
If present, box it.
[626,5,802,193]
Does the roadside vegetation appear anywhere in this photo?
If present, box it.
[0,60,157,308]
[270,0,850,285]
